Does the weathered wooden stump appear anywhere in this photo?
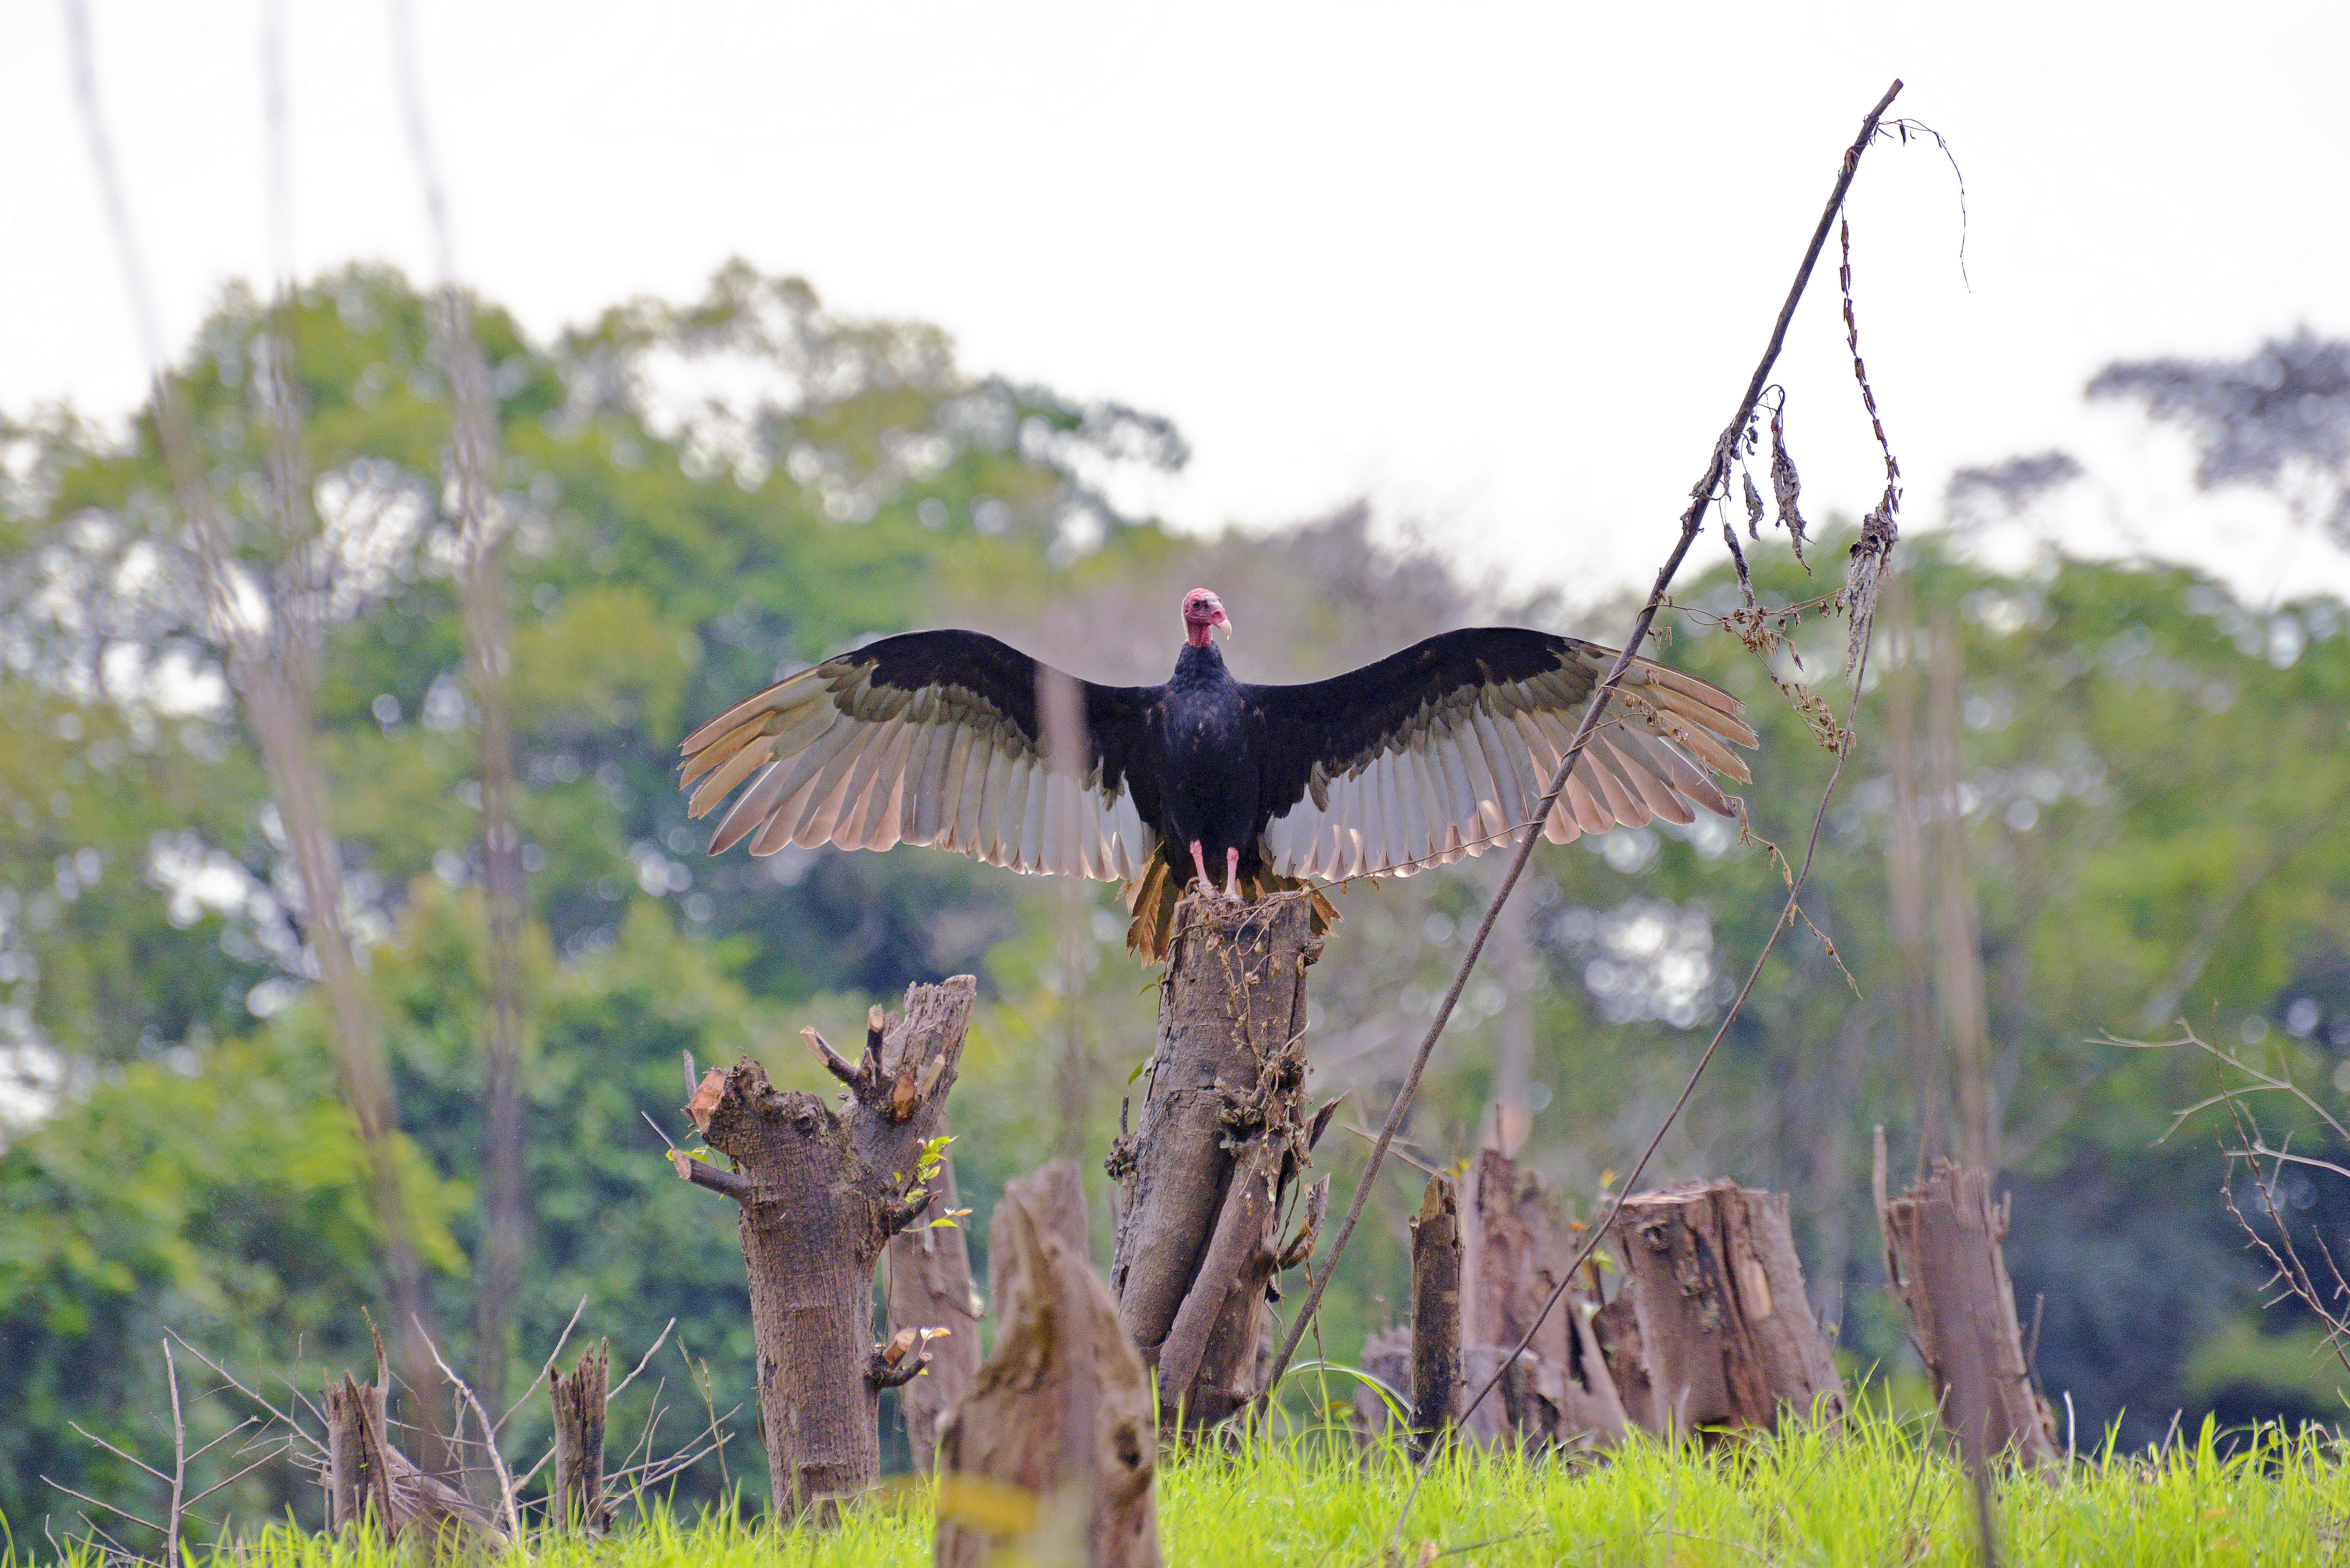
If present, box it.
[549,1341,610,1534]
[675,976,974,1519]
[935,1161,1161,1568]
[1408,1172,1462,1454]
[1874,1133,2058,1469]
[1604,1181,1843,1437]
[888,1138,983,1471]
[320,1353,498,1542]
[1108,893,1331,1432]
[1458,1149,1628,1450]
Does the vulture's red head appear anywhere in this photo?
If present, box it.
[1182,588,1233,648]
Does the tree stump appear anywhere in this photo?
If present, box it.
[320,1354,498,1542]
[1457,1149,1628,1450]
[1874,1133,2058,1470]
[1605,1181,1843,1437]
[935,1162,1161,1568]
[1408,1172,1462,1455]
[1108,894,1331,1432]
[676,975,975,1520]
[888,1136,984,1471]
[549,1341,611,1534]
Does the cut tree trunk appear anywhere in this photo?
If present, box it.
[1108,893,1332,1433]
[888,1141,984,1472]
[1605,1181,1843,1437]
[549,1341,610,1534]
[1874,1132,2057,1470]
[676,976,975,1520]
[1408,1172,1461,1454]
[935,1161,1161,1568]
[1457,1149,1628,1450]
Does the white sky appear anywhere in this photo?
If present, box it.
[7,0,2349,611]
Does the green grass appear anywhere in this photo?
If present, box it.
[14,1400,2345,1566]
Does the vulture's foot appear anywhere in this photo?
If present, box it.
[1187,839,1219,899]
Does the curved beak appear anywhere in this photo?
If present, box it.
[1214,607,1235,641]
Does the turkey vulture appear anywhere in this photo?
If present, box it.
[679,589,1758,958]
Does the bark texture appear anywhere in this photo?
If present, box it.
[1457,1150,1628,1450]
[680,976,974,1519]
[936,1162,1161,1568]
[1589,1291,1655,1434]
[549,1341,610,1534]
[1606,1182,1843,1437]
[888,1143,984,1470]
[1408,1173,1461,1452]
[1874,1135,2058,1469]
[1108,894,1329,1432]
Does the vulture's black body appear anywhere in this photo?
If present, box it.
[679,616,1757,959]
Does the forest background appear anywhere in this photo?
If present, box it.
[4,249,2350,1535]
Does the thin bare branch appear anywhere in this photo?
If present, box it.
[166,1334,327,1458]
[40,1474,161,1536]
[419,1323,523,1540]
[62,1424,171,1486]
[494,1296,590,1439]
[606,1319,677,1406]
[182,1442,294,1510]
[1262,71,1907,1413]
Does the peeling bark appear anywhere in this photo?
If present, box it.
[1108,894,1328,1432]
[679,976,974,1519]
[1875,1134,2057,1470]
[549,1342,610,1534]
[936,1163,1161,1568]
[1606,1182,1843,1437]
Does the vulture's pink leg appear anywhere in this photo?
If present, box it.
[1189,839,1214,893]
[1223,847,1243,903]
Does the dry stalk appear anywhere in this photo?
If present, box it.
[387,0,534,1414]
[63,0,446,1455]
[1259,73,1910,1420]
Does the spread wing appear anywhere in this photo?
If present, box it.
[679,629,1161,881]
[1245,628,1756,881]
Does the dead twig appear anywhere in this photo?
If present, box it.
[418,1323,523,1540]
[1262,77,1909,1418]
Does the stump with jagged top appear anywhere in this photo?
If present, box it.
[1874,1135,2058,1470]
[1106,893,1334,1432]
[675,975,974,1519]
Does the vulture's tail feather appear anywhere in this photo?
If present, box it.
[1123,861,1339,963]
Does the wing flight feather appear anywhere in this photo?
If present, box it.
[680,629,1157,884]
[1251,627,1756,880]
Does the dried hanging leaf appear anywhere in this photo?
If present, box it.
[1843,494,1899,681]
[1769,405,1810,566]
[1722,506,1755,606]
[1742,470,1765,540]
